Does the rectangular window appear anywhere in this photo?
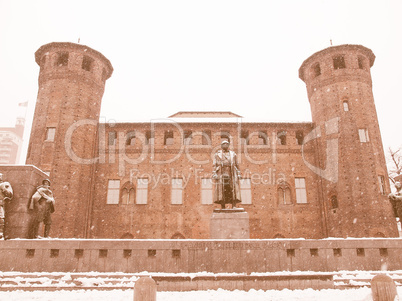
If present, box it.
[201,178,213,204]
[312,63,321,77]
[107,180,120,204]
[146,131,154,145]
[378,175,386,195]
[46,127,56,141]
[240,130,249,145]
[164,131,174,145]
[56,52,69,67]
[108,132,116,146]
[295,178,307,204]
[184,130,192,145]
[171,178,183,204]
[240,178,252,204]
[82,56,94,72]
[136,178,149,204]
[358,129,369,143]
[343,101,349,112]
[258,131,268,145]
[333,55,346,69]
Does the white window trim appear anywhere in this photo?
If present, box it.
[295,177,307,204]
[171,178,183,204]
[240,178,252,204]
[136,178,149,204]
[201,178,213,204]
[358,129,369,143]
[107,179,120,204]
[46,127,56,141]
[378,175,385,195]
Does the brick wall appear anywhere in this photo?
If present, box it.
[0,238,400,273]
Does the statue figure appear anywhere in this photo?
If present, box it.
[0,173,13,239]
[28,179,55,238]
[212,140,242,209]
[389,181,402,221]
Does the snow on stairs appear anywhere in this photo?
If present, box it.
[0,271,401,291]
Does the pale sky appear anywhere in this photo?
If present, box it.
[0,0,401,163]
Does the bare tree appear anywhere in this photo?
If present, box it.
[387,147,402,184]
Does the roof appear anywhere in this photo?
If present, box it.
[168,111,243,118]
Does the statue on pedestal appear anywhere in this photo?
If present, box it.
[212,140,242,209]
[28,179,55,238]
[0,173,13,239]
[389,181,402,221]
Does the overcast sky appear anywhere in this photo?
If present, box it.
[0,0,401,163]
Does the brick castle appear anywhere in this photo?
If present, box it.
[25,42,398,239]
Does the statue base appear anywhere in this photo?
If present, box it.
[213,208,245,213]
[210,209,250,239]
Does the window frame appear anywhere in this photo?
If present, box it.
[295,177,308,204]
[333,55,346,69]
[240,178,252,204]
[106,179,120,204]
[358,129,369,143]
[45,127,56,142]
[171,178,183,205]
[378,175,386,195]
[136,178,149,205]
[201,178,213,205]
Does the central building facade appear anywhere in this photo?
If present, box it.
[25,42,398,239]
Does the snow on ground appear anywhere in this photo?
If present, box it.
[0,288,401,301]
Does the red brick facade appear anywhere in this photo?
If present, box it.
[26,42,398,239]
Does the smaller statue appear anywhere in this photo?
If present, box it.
[28,179,55,238]
[212,140,242,209]
[0,173,13,239]
[389,181,402,221]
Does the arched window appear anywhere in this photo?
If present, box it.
[330,195,338,209]
[171,232,185,239]
[277,130,286,145]
[120,181,135,205]
[343,101,349,112]
[120,232,134,239]
[126,131,136,146]
[240,130,249,145]
[296,131,304,145]
[278,182,292,205]
[258,131,268,145]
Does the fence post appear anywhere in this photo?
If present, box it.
[134,277,157,301]
[371,274,398,301]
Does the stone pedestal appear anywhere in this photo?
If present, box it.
[210,208,250,239]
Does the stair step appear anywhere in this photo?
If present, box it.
[1,271,402,292]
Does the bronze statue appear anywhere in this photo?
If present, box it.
[212,140,242,209]
[0,173,13,239]
[389,181,402,221]
[28,179,55,238]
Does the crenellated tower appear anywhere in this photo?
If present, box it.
[299,44,398,237]
[26,42,113,237]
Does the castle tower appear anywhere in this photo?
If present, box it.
[26,42,113,237]
[299,44,398,237]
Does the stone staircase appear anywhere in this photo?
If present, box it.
[0,271,401,291]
